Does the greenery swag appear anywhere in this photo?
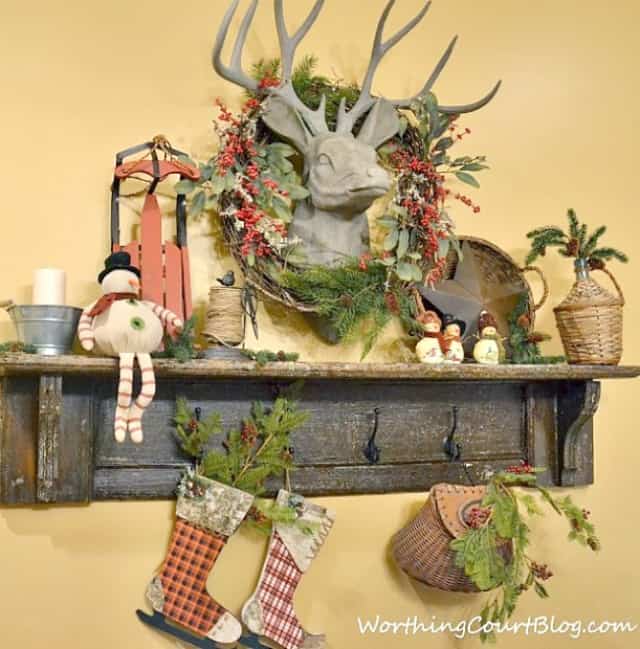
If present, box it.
[173,384,309,533]
[452,464,599,643]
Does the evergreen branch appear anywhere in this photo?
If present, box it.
[589,247,629,263]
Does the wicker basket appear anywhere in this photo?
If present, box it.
[392,483,511,592]
[554,260,624,365]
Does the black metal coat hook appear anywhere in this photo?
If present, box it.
[443,405,462,462]
[364,407,381,465]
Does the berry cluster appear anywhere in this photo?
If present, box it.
[464,506,492,529]
[241,421,259,447]
[506,460,535,475]
[213,96,292,263]
[531,561,554,581]
[183,478,206,499]
[246,506,268,525]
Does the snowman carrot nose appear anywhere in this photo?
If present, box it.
[128,278,140,291]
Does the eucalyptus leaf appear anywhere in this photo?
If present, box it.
[378,216,399,228]
[284,183,310,200]
[272,195,292,223]
[384,228,399,251]
[175,179,197,194]
[189,191,206,217]
[268,142,298,158]
[435,136,454,151]
[461,162,489,172]
[455,171,480,188]
[397,229,409,259]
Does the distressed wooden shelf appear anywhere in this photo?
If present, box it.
[0,353,638,505]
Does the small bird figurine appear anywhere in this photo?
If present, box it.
[217,270,236,287]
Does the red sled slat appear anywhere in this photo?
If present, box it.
[163,242,184,320]
[140,194,163,306]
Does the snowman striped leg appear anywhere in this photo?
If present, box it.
[115,353,134,443]
[128,352,156,444]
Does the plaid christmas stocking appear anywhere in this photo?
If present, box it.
[242,490,335,649]
[146,474,254,644]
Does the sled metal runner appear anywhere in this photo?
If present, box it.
[136,609,266,649]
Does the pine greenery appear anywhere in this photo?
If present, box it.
[507,294,564,365]
[173,385,309,532]
[281,259,418,359]
[451,468,599,643]
[526,209,628,266]
[241,349,300,366]
[155,316,200,363]
[0,342,37,354]
[251,55,361,131]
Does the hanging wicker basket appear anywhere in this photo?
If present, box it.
[391,483,511,592]
[554,263,624,365]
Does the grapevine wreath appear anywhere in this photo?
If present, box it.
[179,56,491,357]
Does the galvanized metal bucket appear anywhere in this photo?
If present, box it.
[6,304,82,355]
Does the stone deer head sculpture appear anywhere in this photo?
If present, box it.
[213,0,500,266]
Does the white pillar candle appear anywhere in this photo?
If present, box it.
[33,268,66,305]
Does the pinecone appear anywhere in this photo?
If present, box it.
[588,258,605,271]
[566,238,580,257]
[384,291,400,314]
[527,332,550,344]
[516,314,531,330]
[340,294,354,308]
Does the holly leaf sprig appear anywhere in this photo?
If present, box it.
[451,464,599,643]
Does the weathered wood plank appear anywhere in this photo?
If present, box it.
[0,353,638,381]
[94,381,526,468]
[0,377,38,504]
[57,378,95,502]
[37,376,62,503]
[93,458,523,499]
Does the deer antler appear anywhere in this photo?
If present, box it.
[336,0,501,133]
[212,0,260,93]
[272,0,329,135]
[213,0,329,135]
[336,0,432,134]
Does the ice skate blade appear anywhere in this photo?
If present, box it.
[136,609,267,649]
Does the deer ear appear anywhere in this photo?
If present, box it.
[357,99,400,150]
[262,95,311,155]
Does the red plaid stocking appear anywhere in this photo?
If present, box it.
[242,491,335,649]
[159,519,229,637]
[146,474,254,644]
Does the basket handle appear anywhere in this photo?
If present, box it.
[520,266,549,311]
[594,266,626,306]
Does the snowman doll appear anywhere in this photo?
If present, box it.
[77,252,183,443]
[473,310,506,365]
[442,314,466,363]
[415,310,445,364]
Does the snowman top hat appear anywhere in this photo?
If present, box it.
[98,251,141,284]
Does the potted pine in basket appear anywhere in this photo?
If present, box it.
[526,209,628,365]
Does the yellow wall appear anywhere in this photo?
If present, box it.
[1,0,639,647]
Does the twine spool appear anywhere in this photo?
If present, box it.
[202,286,244,346]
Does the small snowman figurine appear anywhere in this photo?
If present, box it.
[473,310,506,365]
[77,252,183,443]
[442,314,466,363]
[415,310,445,364]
